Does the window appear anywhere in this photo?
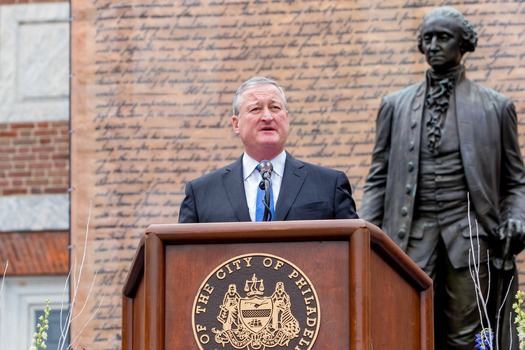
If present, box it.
[0,276,69,350]
[32,305,70,349]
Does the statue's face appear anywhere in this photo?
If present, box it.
[420,15,464,73]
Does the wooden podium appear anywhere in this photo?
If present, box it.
[122,219,433,350]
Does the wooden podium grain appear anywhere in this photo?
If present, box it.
[122,219,433,349]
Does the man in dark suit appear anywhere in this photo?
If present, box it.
[178,76,358,223]
[361,7,525,350]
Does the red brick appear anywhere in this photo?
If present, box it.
[49,169,69,177]
[0,147,14,154]
[31,0,64,3]
[33,170,46,177]
[54,161,67,168]
[28,163,51,170]
[13,163,27,170]
[44,187,68,194]
[13,139,36,145]
[54,136,69,144]
[0,131,17,137]
[52,153,69,160]
[8,171,31,177]
[3,189,27,195]
[12,154,36,161]
[34,129,58,136]
[11,123,34,129]
[27,179,49,186]
[31,146,55,153]
[56,145,69,153]
[50,178,64,185]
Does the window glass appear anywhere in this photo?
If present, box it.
[33,308,69,349]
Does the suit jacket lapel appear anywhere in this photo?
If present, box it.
[274,152,307,220]
[222,157,251,222]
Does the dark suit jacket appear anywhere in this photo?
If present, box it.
[361,67,525,268]
[178,152,358,223]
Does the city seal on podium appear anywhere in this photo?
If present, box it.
[192,253,321,350]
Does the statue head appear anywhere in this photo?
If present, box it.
[417,7,478,72]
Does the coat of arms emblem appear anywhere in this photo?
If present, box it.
[214,274,300,349]
[192,254,320,350]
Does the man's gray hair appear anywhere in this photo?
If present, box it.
[417,6,478,55]
[232,77,287,116]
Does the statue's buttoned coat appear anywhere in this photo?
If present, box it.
[361,69,525,268]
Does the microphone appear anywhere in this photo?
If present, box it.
[257,160,273,221]
[257,160,273,181]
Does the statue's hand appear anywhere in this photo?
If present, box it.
[498,218,524,238]
[497,218,525,256]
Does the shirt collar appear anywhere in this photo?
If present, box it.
[243,150,286,180]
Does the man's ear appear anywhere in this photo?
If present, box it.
[232,115,240,134]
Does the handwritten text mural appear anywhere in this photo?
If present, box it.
[71,1,525,348]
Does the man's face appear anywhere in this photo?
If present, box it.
[420,15,464,73]
[232,84,289,161]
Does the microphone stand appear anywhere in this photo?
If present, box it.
[257,160,273,221]
[262,177,272,221]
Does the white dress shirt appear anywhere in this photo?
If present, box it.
[243,150,286,222]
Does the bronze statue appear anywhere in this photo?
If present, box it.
[361,7,525,350]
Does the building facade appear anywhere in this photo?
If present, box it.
[0,1,70,348]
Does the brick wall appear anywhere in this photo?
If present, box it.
[0,121,69,196]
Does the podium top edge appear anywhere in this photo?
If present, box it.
[145,219,370,237]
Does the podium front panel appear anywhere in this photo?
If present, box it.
[165,241,349,349]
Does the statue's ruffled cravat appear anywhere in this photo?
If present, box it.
[425,66,462,154]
